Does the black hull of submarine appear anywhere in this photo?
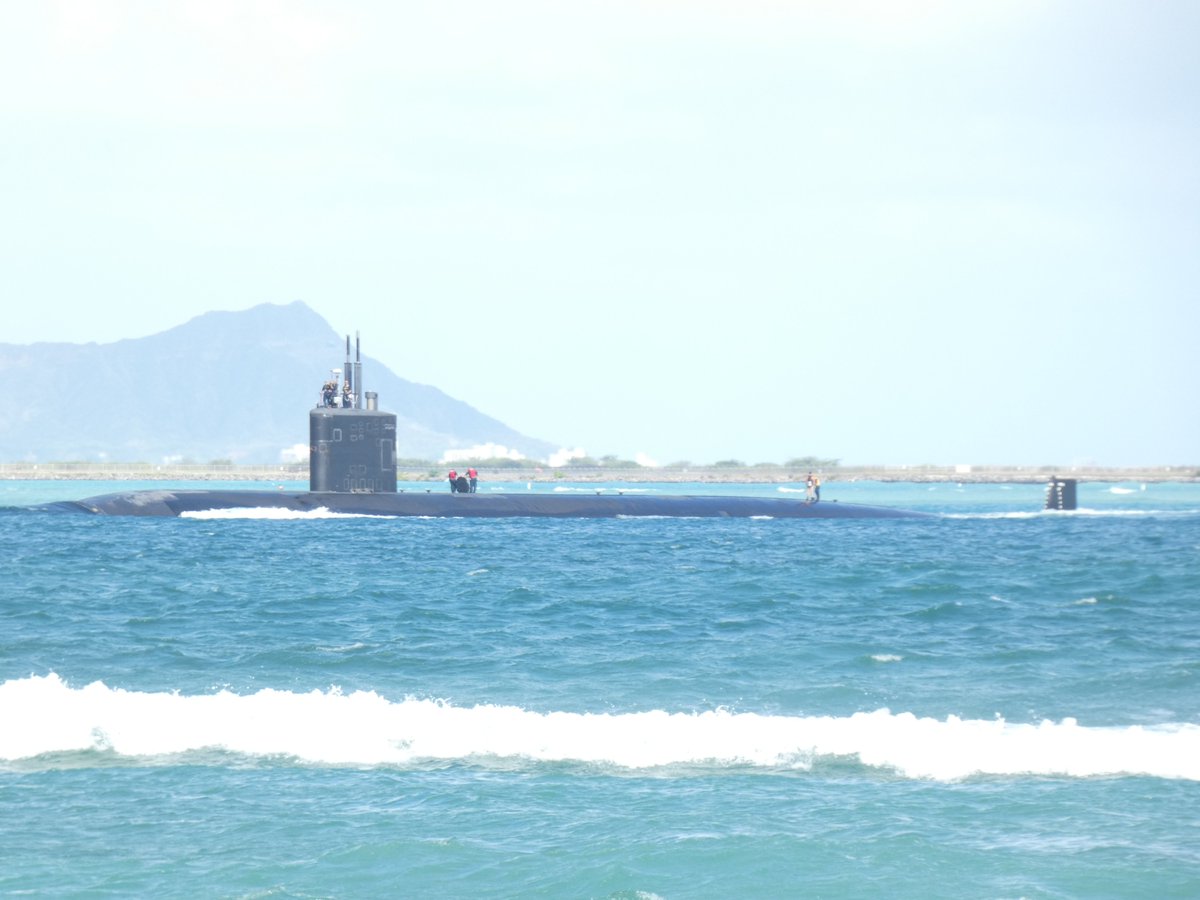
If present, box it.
[45,338,928,521]
[51,489,929,519]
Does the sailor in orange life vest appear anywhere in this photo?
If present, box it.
[468,468,478,493]
[448,469,458,492]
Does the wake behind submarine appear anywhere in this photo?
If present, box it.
[55,337,928,520]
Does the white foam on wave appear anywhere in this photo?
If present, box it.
[181,507,392,520]
[4,675,1198,781]
[941,511,1044,520]
[942,509,1183,520]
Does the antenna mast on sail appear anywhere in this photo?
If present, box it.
[355,332,363,409]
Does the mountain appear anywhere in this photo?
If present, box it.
[0,301,558,464]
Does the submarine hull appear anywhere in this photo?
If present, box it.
[49,489,929,519]
[36,334,930,520]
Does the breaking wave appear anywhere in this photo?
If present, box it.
[3,675,1197,781]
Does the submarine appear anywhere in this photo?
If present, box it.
[53,337,928,520]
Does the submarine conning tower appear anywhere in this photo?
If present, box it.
[309,333,398,493]
[1044,476,1078,511]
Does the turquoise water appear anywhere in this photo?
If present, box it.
[2,480,1198,897]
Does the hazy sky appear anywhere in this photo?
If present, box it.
[2,1,1196,466]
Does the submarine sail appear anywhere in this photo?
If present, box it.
[309,334,397,493]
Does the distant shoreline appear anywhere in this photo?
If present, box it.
[2,463,1195,483]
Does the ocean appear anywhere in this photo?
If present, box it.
[2,478,1198,898]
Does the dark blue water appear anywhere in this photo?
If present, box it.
[3,480,1198,897]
